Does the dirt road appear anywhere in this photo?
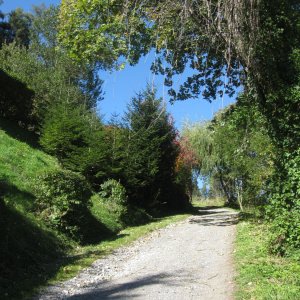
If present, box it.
[37,208,239,300]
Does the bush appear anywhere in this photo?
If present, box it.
[98,179,128,223]
[91,179,151,232]
[266,149,300,256]
[33,169,92,239]
[99,179,127,204]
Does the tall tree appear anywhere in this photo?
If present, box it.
[211,99,275,210]
[7,8,32,47]
[30,5,103,110]
[0,43,84,124]
[0,5,103,125]
[0,1,9,46]
[174,136,198,200]
[183,99,274,210]
[123,86,179,209]
[40,102,110,189]
[0,7,32,48]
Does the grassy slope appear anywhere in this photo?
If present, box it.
[235,219,300,300]
[0,122,73,299]
[0,119,59,212]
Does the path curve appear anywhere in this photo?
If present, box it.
[36,208,239,300]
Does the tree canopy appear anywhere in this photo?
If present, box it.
[183,96,275,210]
[59,1,298,102]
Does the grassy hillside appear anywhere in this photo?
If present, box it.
[0,119,59,211]
[0,120,117,298]
[0,122,116,298]
[0,120,71,299]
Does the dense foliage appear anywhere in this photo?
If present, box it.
[40,103,110,189]
[0,3,194,297]
[33,169,92,240]
[183,97,274,210]
[0,6,31,48]
[174,136,199,200]
[0,5,102,126]
[95,179,129,228]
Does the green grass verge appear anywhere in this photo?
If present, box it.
[3,199,189,300]
[235,220,300,300]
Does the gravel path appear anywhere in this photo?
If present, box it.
[36,208,239,300]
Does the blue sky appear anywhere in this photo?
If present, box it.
[1,0,236,129]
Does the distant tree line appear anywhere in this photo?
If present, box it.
[183,96,274,211]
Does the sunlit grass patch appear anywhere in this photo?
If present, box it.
[235,220,300,300]
[192,196,226,208]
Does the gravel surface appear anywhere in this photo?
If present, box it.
[36,208,239,300]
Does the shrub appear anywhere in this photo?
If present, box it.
[33,169,92,239]
[266,149,300,256]
[98,179,128,223]
[91,179,151,232]
[99,179,127,204]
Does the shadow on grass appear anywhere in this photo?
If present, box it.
[238,211,262,222]
[0,179,35,211]
[0,199,118,300]
[78,210,115,246]
[0,117,40,149]
[0,199,65,300]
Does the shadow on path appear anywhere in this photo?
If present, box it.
[188,208,240,227]
[65,272,179,299]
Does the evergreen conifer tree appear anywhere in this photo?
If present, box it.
[123,86,179,210]
[40,103,109,189]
